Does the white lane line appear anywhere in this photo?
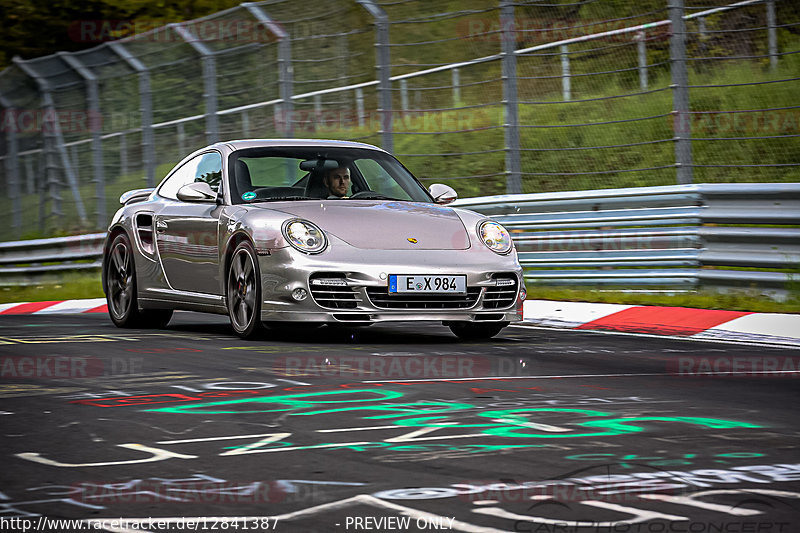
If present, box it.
[361,370,800,383]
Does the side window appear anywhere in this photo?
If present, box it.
[158,152,222,200]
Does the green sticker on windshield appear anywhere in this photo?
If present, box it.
[242,191,257,201]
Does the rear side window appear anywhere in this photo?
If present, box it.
[158,152,222,200]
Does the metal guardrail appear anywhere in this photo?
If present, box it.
[455,183,800,300]
[0,233,105,285]
[0,184,798,299]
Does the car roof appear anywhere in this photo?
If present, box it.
[214,139,388,153]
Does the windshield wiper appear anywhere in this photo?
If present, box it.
[349,193,398,200]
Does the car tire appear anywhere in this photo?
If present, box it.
[448,321,508,340]
[106,233,173,329]
[227,241,265,339]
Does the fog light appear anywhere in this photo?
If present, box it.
[519,287,527,301]
[292,288,308,301]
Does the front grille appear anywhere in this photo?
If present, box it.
[366,287,481,309]
[483,275,518,309]
[309,273,360,309]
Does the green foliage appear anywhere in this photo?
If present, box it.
[0,272,103,303]
[0,0,245,67]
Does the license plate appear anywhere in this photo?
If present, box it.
[389,275,466,294]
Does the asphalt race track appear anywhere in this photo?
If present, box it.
[0,312,798,532]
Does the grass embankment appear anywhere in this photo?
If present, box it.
[0,272,104,304]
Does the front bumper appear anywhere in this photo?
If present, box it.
[257,246,524,323]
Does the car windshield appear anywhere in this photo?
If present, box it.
[228,147,433,205]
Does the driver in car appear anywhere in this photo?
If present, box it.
[324,165,351,198]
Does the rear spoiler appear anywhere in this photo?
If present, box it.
[119,188,154,205]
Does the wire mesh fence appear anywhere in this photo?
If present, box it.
[0,0,797,241]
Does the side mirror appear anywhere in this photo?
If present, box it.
[429,183,458,205]
[177,182,216,202]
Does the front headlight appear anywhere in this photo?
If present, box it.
[282,219,327,254]
[478,220,512,254]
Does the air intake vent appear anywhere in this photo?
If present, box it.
[483,275,518,309]
[366,287,480,309]
[309,273,360,309]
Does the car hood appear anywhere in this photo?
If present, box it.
[257,200,471,250]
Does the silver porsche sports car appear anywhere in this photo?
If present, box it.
[102,139,525,339]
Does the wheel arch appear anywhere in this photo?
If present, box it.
[102,226,130,295]
[222,231,255,296]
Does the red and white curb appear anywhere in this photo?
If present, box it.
[0,298,797,347]
[521,300,800,348]
[0,298,107,315]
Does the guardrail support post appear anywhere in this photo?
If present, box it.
[669,0,693,184]
[242,3,293,138]
[58,52,105,228]
[501,0,521,194]
[108,42,156,187]
[0,95,21,238]
[357,1,393,153]
[170,23,219,143]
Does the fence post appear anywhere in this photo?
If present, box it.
[0,95,21,238]
[119,133,128,177]
[314,94,322,130]
[177,123,186,156]
[241,110,250,137]
[25,154,34,195]
[356,88,365,127]
[636,31,648,89]
[766,0,778,71]
[108,42,156,187]
[58,52,105,229]
[501,0,521,194]
[242,4,293,138]
[13,56,88,226]
[170,24,219,143]
[400,79,408,112]
[357,1,393,153]
[560,45,571,101]
[669,0,693,184]
[452,67,461,106]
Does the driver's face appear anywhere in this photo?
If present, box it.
[325,167,351,197]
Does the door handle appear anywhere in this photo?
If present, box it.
[156,220,168,232]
